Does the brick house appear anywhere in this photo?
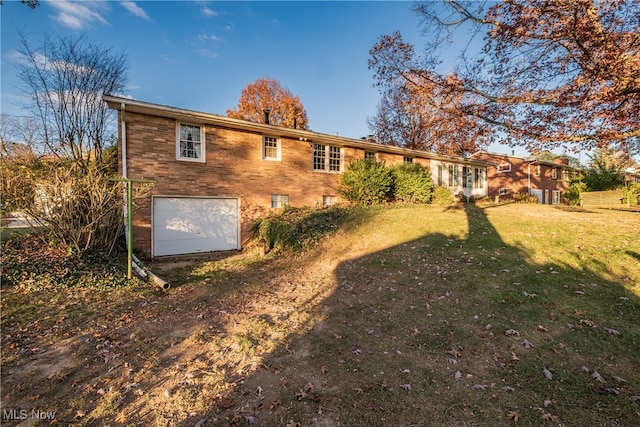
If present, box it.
[103,95,489,258]
[470,151,575,204]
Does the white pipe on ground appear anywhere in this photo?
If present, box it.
[132,254,171,290]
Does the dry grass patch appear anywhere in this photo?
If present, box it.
[1,203,639,426]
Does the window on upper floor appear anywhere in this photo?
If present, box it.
[313,144,342,172]
[535,165,541,176]
[177,123,205,162]
[364,151,376,161]
[271,194,289,208]
[497,163,511,173]
[552,167,559,179]
[403,156,413,164]
[263,135,280,160]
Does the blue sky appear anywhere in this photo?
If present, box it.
[1,0,532,157]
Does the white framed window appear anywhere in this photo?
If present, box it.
[323,195,337,206]
[499,188,509,196]
[271,194,289,208]
[263,135,280,160]
[552,190,561,205]
[364,151,376,160]
[177,123,205,162]
[462,166,472,188]
[552,167,559,179]
[497,163,511,173]
[474,168,485,189]
[535,165,541,177]
[313,144,342,172]
[403,156,413,163]
[437,165,443,186]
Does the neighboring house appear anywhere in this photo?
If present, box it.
[103,95,489,258]
[470,151,575,204]
[624,167,640,184]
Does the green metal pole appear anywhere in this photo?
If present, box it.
[127,180,133,280]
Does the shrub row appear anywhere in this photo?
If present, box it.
[337,159,435,205]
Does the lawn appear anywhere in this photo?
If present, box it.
[1,203,639,426]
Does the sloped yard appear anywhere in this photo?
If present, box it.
[1,204,639,426]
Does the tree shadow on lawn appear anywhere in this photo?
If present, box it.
[5,204,638,426]
[221,203,640,426]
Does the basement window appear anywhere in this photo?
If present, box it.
[323,195,337,206]
[176,123,205,162]
[499,188,509,196]
[271,194,289,208]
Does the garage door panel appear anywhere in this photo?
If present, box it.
[153,197,239,256]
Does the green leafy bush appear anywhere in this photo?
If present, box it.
[338,159,393,204]
[563,174,587,205]
[513,192,541,204]
[623,183,640,206]
[431,186,454,205]
[391,163,433,203]
[1,233,143,291]
[253,205,350,253]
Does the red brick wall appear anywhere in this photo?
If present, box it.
[472,152,571,202]
[119,111,420,256]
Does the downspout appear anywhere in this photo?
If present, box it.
[119,103,169,289]
[527,162,531,195]
[121,103,127,179]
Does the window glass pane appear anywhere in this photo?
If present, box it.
[180,124,201,159]
[329,146,341,171]
[264,136,278,159]
[323,195,337,205]
[313,144,325,170]
[271,194,289,208]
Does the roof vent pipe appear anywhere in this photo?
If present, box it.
[263,108,270,125]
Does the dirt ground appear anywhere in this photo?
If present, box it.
[1,230,369,426]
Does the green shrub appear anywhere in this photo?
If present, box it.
[338,159,393,204]
[391,163,433,203]
[253,205,350,253]
[564,176,587,206]
[431,186,454,206]
[513,192,541,204]
[623,183,640,206]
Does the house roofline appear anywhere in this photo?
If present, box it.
[103,95,491,167]
[470,150,578,169]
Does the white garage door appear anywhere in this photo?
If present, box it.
[153,197,240,257]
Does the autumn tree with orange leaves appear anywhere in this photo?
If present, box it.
[227,77,309,130]
[369,0,640,156]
